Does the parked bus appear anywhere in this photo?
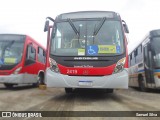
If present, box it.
[44,11,129,93]
[0,34,46,88]
[129,29,160,91]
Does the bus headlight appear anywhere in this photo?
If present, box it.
[49,58,60,73]
[13,67,22,74]
[113,57,126,74]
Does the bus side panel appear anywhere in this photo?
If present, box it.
[23,36,45,84]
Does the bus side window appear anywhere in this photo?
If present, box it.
[136,45,142,63]
[43,50,46,63]
[130,52,135,66]
[25,44,36,66]
[129,54,132,66]
[38,47,45,64]
[29,46,36,60]
[134,49,137,57]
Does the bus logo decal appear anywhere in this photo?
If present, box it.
[83,70,89,75]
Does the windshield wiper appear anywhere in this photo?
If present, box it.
[67,18,80,47]
[4,40,15,50]
[92,17,106,43]
[1,40,15,58]
[93,17,106,36]
[67,18,79,36]
[5,40,14,50]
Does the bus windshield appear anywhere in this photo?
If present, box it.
[51,19,124,56]
[152,37,160,68]
[0,35,25,65]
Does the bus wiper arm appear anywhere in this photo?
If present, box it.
[67,18,79,36]
[68,18,81,47]
[4,40,15,50]
[93,17,106,36]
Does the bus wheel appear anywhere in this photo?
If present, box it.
[138,77,147,92]
[4,83,14,89]
[33,74,44,87]
[37,74,44,85]
[65,88,73,93]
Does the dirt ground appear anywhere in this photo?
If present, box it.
[0,84,160,120]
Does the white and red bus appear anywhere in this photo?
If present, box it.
[0,34,46,88]
[44,11,129,93]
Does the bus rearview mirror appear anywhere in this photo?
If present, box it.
[44,20,49,32]
[123,24,129,33]
[122,20,129,33]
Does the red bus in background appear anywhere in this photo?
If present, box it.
[44,11,129,93]
[0,34,46,88]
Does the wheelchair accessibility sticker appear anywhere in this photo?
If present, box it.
[87,45,98,55]
[87,45,121,55]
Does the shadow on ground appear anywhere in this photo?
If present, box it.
[0,84,37,91]
[129,87,160,93]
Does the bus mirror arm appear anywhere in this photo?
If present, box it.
[46,17,55,22]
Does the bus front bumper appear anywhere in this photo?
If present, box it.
[45,68,129,89]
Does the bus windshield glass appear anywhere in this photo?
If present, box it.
[0,35,25,65]
[51,19,124,56]
[152,37,160,68]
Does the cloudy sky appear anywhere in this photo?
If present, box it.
[0,0,160,53]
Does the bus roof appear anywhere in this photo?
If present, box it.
[55,11,120,21]
[0,34,45,50]
[129,29,160,55]
[26,35,46,50]
[150,29,160,37]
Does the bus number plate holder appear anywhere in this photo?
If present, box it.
[78,80,93,87]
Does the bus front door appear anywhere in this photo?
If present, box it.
[144,44,155,85]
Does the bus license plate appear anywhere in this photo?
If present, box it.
[78,81,93,86]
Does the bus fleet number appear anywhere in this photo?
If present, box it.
[67,69,77,74]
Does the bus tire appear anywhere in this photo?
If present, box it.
[33,74,44,87]
[38,74,44,85]
[4,83,14,89]
[138,76,147,92]
[65,88,73,93]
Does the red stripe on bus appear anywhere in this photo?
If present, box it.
[58,64,116,76]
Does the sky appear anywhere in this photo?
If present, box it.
[0,0,160,53]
